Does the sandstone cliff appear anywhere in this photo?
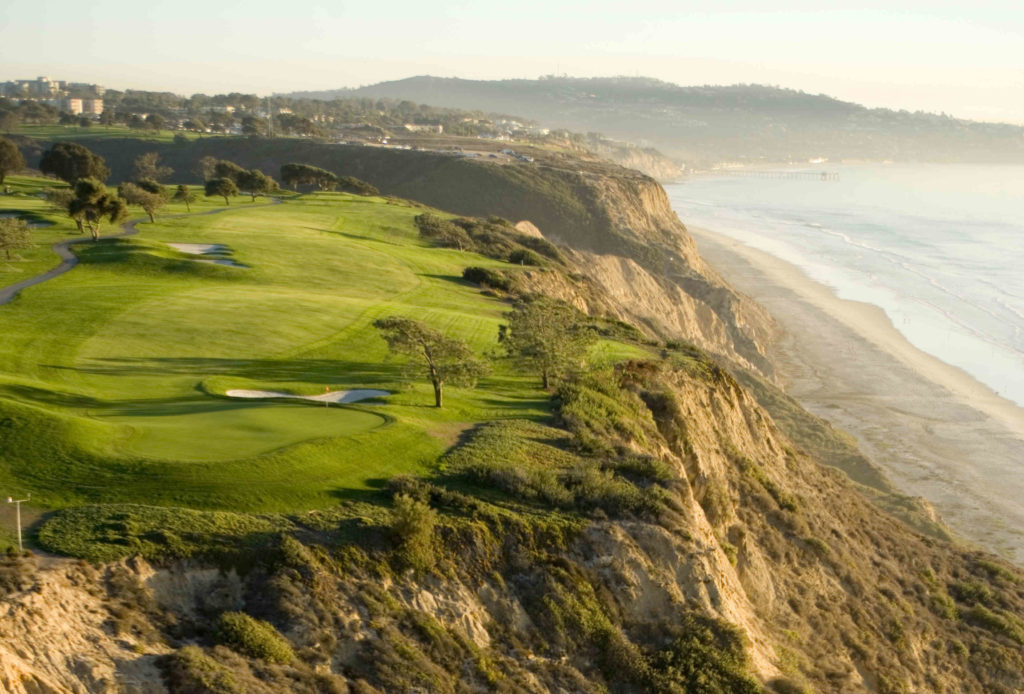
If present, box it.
[5,358,1024,693]
[9,140,1022,694]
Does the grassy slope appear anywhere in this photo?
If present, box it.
[1,179,610,523]
[13,123,200,143]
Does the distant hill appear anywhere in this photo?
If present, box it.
[285,76,1024,166]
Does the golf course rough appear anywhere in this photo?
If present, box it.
[0,183,571,514]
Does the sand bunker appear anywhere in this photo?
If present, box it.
[226,389,389,404]
[167,243,246,267]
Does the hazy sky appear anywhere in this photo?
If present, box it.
[4,0,1023,123]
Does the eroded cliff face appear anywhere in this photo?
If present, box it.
[496,168,777,377]
[0,558,167,694]
[591,146,684,183]
[4,361,1022,693]
[6,145,1018,693]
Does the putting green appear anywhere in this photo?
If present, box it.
[96,399,387,462]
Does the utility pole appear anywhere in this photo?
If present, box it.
[6,493,29,553]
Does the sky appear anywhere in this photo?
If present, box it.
[3,0,1023,123]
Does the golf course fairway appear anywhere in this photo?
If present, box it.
[0,180,563,514]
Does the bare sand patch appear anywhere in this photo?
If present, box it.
[167,243,246,267]
[226,389,389,404]
[691,225,1024,564]
[514,220,543,238]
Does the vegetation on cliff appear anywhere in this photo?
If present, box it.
[2,136,1023,694]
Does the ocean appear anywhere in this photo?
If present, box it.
[664,165,1024,407]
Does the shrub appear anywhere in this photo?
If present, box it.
[557,370,656,455]
[929,591,958,620]
[443,420,664,517]
[509,248,544,266]
[415,213,471,250]
[964,605,1024,644]
[338,176,379,196]
[214,611,294,663]
[390,493,437,573]
[648,612,761,694]
[801,536,831,557]
[164,645,241,694]
[0,554,37,597]
[134,178,167,196]
[950,580,996,607]
[514,234,564,262]
[462,266,511,291]
[769,678,810,694]
[976,558,1019,583]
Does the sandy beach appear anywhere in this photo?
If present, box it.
[691,226,1024,564]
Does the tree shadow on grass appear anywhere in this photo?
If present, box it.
[420,273,479,287]
[0,383,106,408]
[318,228,408,247]
[328,478,392,505]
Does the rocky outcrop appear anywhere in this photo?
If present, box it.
[586,142,684,182]
[0,558,167,694]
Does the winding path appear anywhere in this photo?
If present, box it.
[0,198,281,306]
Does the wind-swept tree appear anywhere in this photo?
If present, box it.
[144,113,166,132]
[43,185,72,209]
[373,316,487,407]
[193,155,218,181]
[315,170,339,191]
[133,178,167,196]
[338,176,379,196]
[205,177,238,206]
[499,296,597,388]
[182,118,206,132]
[172,184,197,212]
[236,168,279,201]
[213,160,245,182]
[280,163,304,190]
[132,152,173,182]
[241,115,266,136]
[119,182,166,223]
[39,142,110,184]
[68,178,127,241]
[0,136,25,185]
[0,218,34,261]
[279,163,338,191]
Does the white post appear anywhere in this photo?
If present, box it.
[6,494,29,553]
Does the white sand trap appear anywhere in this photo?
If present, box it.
[226,389,389,404]
[167,243,228,255]
[167,243,247,267]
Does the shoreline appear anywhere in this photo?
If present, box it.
[690,225,1024,564]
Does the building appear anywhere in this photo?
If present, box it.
[403,123,444,134]
[81,99,103,115]
[64,98,83,115]
[1,77,105,101]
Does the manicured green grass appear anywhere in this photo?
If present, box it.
[1,175,79,278]
[98,399,387,462]
[0,176,250,282]
[0,179,592,525]
[13,124,202,143]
